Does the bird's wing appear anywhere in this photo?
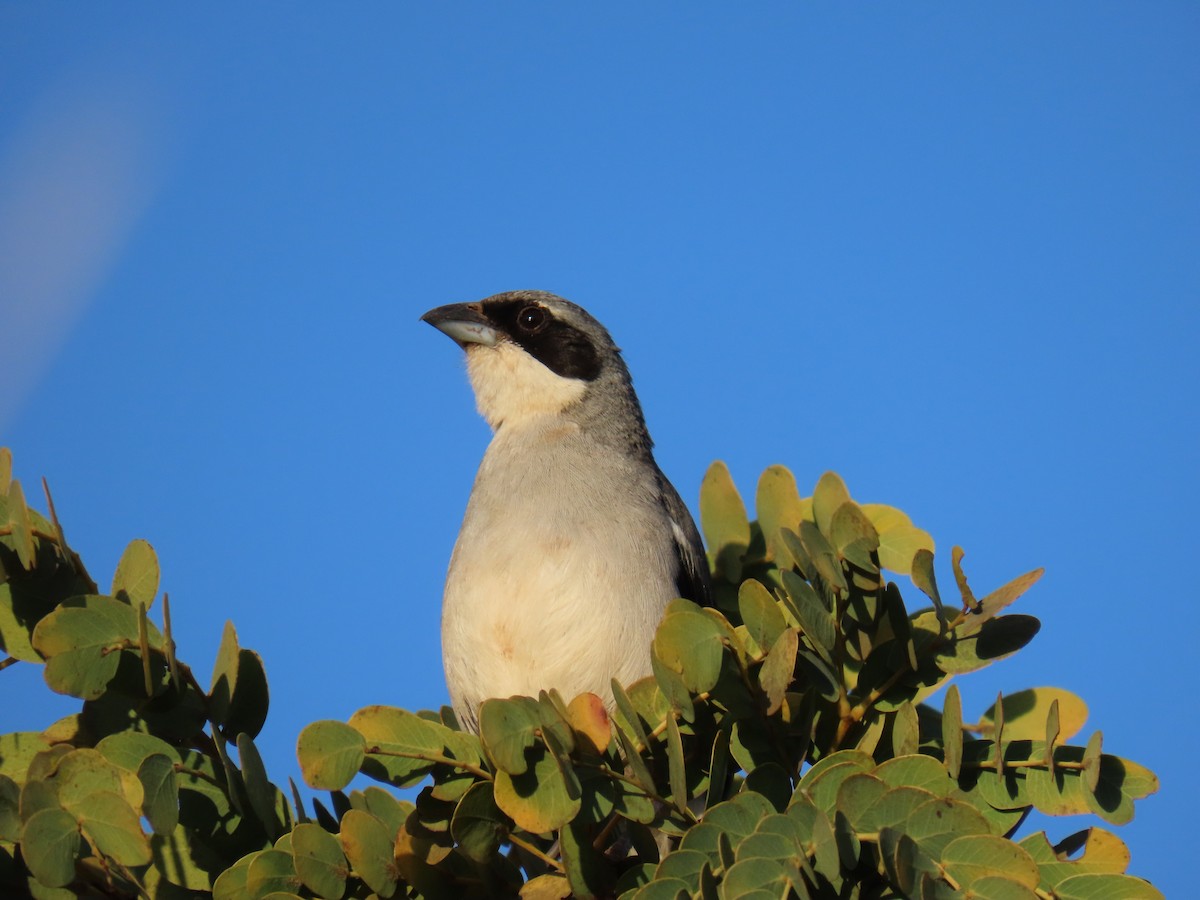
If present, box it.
[657,471,713,606]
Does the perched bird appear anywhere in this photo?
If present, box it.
[422,290,711,733]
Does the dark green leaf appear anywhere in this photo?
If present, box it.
[936,615,1040,675]
[479,697,540,775]
[137,753,179,835]
[450,781,507,863]
[780,570,835,665]
[1085,754,1159,826]
[237,733,280,839]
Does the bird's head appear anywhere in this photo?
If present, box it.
[422,290,642,435]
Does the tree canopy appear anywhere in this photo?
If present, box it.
[0,448,1160,898]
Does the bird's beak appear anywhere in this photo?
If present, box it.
[420,303,501,347]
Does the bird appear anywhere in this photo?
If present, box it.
[421,290,711,733]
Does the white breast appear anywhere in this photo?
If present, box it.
[441,420,676,728]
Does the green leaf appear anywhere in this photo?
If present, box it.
[524,873,576,899]
[709,792,776,839]
[960,876,1042,899]
[980,688,1089,741]
[479,697,540,775]
[943,684,964,779]
[834,772,888,832]
[653,608,725,694]
[493,742,580,833]
[349,705,460,788]
[654,849,709,893]
[0,774,19,842]
[290,822,348,900]
[69,789,152,866]
[32,596,161,699]
[238,733,280,839]
[875,754,956,797]
[801,761,871,816]
[1026,830,1127,891]
[722,857,793,896]
[0,731,50,782]
[700,461,750,582]
[737,579,785,655]
[796,521,848,594]
[450,781,507,863]
[758,628,797,715]
[811,472,851,538]
[561,817,614,898]
[350,785,412,839]
[910,548,943,612]
[629,878,690,900]
[784,792,840,876]
[705,722,732,809]
[741,763,791,813]
[956,568,1044,638]
[892,702,920,757]
[6,479,36,571]
[1054,873,1164,900]
[860,503,934,575]
[903,795,991,858]
[50,748,127,811]
[96,731,181,771]
[111,539,159,610]
[245,848,296,897]
[754,465,811,568]
[942,834,1040,888]
[21,807,80,888]
[1083,731,1103,793]
[339,810,398,896]
[137,753,179,835]
[779,570,835,666]
[296,721,366,791]
[1085,754,1159,826]
[212,851,254,900]
[665,713,687,812]
[936,614,1040,674]
[0,582,44,662]
[150,822,217,891]
[830,500,880,569]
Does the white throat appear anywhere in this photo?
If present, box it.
[466,342,588,430]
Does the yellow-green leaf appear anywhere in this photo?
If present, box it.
[296,721,366,791]
[754,465,811,567]
[111,539,159,611]
[979,688,1088,741]
[700,461,749,581]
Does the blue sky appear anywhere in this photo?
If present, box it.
[2,4,1195,892]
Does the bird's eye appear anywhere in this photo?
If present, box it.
[517,306,547,332]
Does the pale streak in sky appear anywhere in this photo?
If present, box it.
[0,80,162,429]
